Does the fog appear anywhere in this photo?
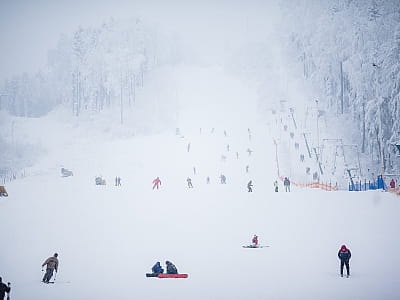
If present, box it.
[0,0,280,81]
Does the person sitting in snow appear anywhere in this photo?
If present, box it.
[151,262,164,274]
[252,235,259,247]
[166,261,178,274]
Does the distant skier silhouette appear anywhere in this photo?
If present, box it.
[152,177,162,190]
[247,180,253,192]
[187,177,193,188]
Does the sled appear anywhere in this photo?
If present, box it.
[0,186,8,197]
[157,274,188,278]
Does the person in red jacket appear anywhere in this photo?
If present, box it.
[338,245,351,278]
[251,235,259,247]
[390,178,396,188]
[152,177,161,190]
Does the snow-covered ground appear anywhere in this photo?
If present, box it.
[1,114,400,300]
[1,64,400,300]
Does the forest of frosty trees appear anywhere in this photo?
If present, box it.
[280,0,400,175]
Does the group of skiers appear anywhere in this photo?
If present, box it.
[151,261,178,275]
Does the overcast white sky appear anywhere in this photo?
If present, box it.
[0,0,279,81]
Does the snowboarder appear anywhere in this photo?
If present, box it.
[252,235,259,247]
[284,177,291,192]
[42,253,59,283]
[0,277,10,300]
[390,178,396,188]
[151,262,164,274]
[338,245,351,278]
[187,177,193,188]
[220,174,226,184]
[166,261,178,274]
[274,180,279,192]
[247,180,253,192]
[152,177,162,190]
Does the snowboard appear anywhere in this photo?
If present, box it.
[146,273,159,277]
[242,245,269,248]
[157,274,188,278]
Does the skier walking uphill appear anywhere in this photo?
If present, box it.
[247,180,253,192]
[274,180,279,192]
[0,277,10,300]
[187,177,193,188]
[152,177,161,190]
[42,253,59,283]
[166,261,178,274]
[338,245,351,277]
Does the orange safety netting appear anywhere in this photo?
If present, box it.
[274,139,338,191]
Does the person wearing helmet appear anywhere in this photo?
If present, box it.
[42,253,59,283]
[165,261,178,274]
[252,235,259,247]
[338,245,351,277]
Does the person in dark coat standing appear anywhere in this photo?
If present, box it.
[166,261,178,274]
[338,245,351,277]
[0,277,10,300]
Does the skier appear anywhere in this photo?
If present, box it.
[151,262,164,274]
[390,178,396,188]
[118,177,121,186]
[338,245,351,278]
[152,177,161,190]
[187,143,191,153]
[252,235,259,247]
[300,154,305,162]
[236,152,239,159]
[284,177,291,192]
[41,253,59,283]
[274,180,279,192]
[247,180,253,192]
[115,176,118,186]
[193,167,196,175]
[227,144,230,152]
[187,177,193,188]
[247,148,253,156]
[166,261,178,274]
[206,176,210,184]
[0,277,10,300]
[224,130,227,137]
[220,174,226,184]
[246,165,249,173]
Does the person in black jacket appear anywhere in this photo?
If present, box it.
[338,245,351,277]
[0,277,11,300]
[165,261,178,274]
[151,262,164,274]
